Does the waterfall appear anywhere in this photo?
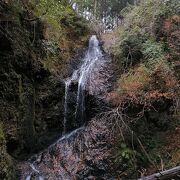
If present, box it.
[63,79,71,133]
[63,35,103,132]
[21,35,114,180]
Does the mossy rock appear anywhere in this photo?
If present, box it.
[0,125,15,180]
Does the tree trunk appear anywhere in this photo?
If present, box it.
[139,166,180,180]
[93,0,97,19]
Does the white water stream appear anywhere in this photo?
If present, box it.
[64,35,103,132]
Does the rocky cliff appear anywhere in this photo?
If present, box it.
[0,1,89,179]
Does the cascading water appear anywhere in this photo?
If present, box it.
[75,35,103,122]
[63,79,71,133]
[63,35,103,132]
[20,35,115,180]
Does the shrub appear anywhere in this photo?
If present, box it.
[142,40,165,61]
[113,31,144,69]
[118,64,150,95]
[149,59,178,93]
[113,0,179,69]
[110,1,180,177]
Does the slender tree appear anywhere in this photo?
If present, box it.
[69,0,135,30]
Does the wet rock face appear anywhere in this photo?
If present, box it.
[18,119,115,179]
[64,82,110,133]
[0,32,12,51]
[63,81,79,132]
[66,48,88,77]
[33,76,65,151]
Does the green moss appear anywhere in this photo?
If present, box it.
[0,150,15,180]
[0,124,15,179]
[0,124,5,141]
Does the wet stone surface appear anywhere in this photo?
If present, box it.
[18,119,115,179]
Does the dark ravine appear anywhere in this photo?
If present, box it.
[0,1,90,179]
[18,35,116,179]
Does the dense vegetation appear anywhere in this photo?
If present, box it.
[0,0,179,179]
[104,0,180,178]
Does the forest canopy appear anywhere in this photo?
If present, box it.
[69,0,136,29]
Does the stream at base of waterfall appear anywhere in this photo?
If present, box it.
[18,35,115,179]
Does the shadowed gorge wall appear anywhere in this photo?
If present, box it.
[0,1,89,179]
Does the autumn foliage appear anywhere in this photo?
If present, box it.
[108,0,180,107]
